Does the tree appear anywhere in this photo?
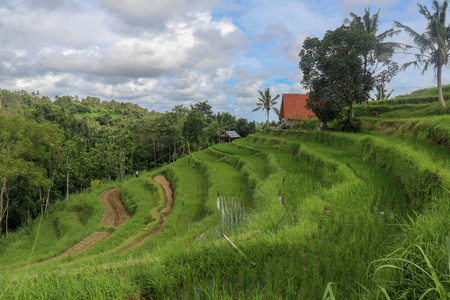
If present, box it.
[299,26,377,126]
[191,101,213,121]
[236,118,256,137]
[179,135,193,155]
[0,115,52,235]
[345,8,401,103]
[374,83,394,100]
[182,110,205,145]
[253,88,280,126]
[299,37,344,125]
[395,0,449,108]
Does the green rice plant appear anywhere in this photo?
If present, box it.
[369,190,450,299]
[374,243,449,299]
[322,282,337,300]
[0,187,107,266]
[214,142,273,180]
[360,115,450,151]
[3,118,449,299]
[2,266,139,299]
[304,131,450,207]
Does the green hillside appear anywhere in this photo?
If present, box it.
[1,89,449,299]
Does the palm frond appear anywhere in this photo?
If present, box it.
[258,90,265,99]
[400,60,421,71]
[377,28,401,41]
[254,88,280,119]
[272,107,280,117]
[395,21,434,52]
[421,59,432,74]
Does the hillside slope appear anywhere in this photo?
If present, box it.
[1,99,449,299]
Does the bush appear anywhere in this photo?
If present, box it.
[332,118,362,132]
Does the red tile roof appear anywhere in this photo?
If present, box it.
[279,94,316,120]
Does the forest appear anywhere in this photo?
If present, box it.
[0,89,257,235]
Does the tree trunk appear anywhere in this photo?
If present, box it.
[0,176,6,236]
[437,65,446,108]
[45,169,57,213]
[5,191,9,236]
[66,153,69,201]
[168,143,171,163]
[153,137,157,165]
[45,186,52,212]
[348,100,354,126]
[173,140,176,162]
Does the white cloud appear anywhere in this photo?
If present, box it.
[96,0,220,27]
[1,0,448,123]
[285,32,310,62]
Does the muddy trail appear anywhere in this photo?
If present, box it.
[13,178,175,277]
[39,188,131,263]
[121,175,174,250]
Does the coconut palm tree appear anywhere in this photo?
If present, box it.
[345,8,401,106]
[395,0,449,108]
[346,8,401,55]
[253,88,280,126]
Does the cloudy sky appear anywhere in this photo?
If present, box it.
[0,0,446,122]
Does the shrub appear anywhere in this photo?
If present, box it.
[332,118,362,132]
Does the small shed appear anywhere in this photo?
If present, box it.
[219,131,241,143]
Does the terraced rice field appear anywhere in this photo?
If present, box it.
[1,119,449,299]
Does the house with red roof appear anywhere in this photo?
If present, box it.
[279,94,316,121]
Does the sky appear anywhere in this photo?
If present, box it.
[0,0,446,122]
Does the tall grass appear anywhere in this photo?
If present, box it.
[361,115,450,151]
[370,192,450,299]
[2,123,449,299]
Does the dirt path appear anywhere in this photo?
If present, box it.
[153,175,173,214]
[126,175,174,248]
[38,188,130,263]
[98,187,131,227]
[29,177,173,265]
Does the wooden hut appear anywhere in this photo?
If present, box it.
[219,131,240,143]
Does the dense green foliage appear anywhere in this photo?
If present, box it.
[352,85,450,151]
[299,25,377,125]
[0,90,256,235]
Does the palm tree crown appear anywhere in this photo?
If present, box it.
[395,0,449,108]
[345,8,401,92]
[253,88,280,126]
[346,8,400,44]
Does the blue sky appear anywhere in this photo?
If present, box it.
[0,0,446,122]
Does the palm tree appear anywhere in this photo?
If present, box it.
[345,8,401,106]
[346,8,401,55]
[253,88,280,126]
[395,0,449,108]
[374,83,394,100]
